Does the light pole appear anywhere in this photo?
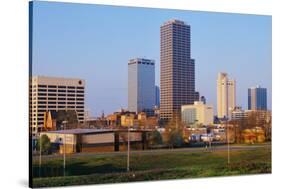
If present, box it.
[39,133,42,177]
[226,119,230,164]
[127,121,131,172]
[62,120,68,176]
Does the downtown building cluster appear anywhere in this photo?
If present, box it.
[30,19,271,146]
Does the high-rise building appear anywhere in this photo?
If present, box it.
[217,72,236,119]
[128,58,155,115]
[160,19,197,121]
[181,101,214,126]
[248,86,267,110]
[155,85,160,108]
[30,76,85,136]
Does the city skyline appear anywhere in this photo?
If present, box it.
[32,1,272,116]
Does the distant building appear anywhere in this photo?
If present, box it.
[128,58,155,116]
[231,108,271,123]
[217,72,236,119]
[30,76,85,136]
[231,106,248,120]
[200,96,206,104]
[43,110,79,131]
[160,19,198,121]
[121,114,136,127]
[181,101,214,126]
[248,86,267,110]
[155,85,160,108]
[41,128,149,154]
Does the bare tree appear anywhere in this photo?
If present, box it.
[163,112,185,148]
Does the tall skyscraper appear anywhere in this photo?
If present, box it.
[160,19,197,121]
[217,72,236,119]
[128,58,155,115]
[155,85,160,108]
[248,86,267,110]
[30,76,85,136]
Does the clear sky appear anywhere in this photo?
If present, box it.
[32,1,272,117]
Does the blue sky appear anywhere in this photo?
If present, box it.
[32,1,272,116]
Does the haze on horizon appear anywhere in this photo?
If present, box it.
[32,1,272,117]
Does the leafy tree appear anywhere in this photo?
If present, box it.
[36,134,52,154]
[147,130,163,146]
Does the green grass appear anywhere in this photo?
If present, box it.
[32,145,271,187]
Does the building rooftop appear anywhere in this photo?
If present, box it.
[161,19,186,26]
[41,128,154,135]
[128,58,155,65]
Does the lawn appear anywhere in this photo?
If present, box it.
[32,145,271,187]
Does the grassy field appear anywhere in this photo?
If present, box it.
[32,145,271,187]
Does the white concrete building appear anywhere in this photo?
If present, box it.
[128,58,155,115]
[181,101,214,126]
[231,106,248,120]
[30,76,85,136]
[217,72,236,119]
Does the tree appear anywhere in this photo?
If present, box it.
[147,130,163,146]
[56,110,79,129]
[36,134,52,154]
[164,112,185,148]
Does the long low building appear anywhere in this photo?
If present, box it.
[40,128,153,154]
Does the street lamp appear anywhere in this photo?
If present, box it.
[39,132,42,177]
[62,120,68,176]
[225,118,230,164]
[127,121,132,172]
